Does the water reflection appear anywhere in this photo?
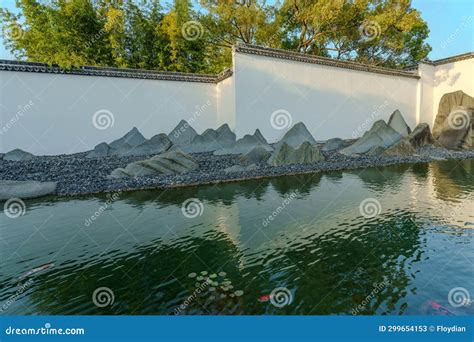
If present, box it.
[1,160,473,315]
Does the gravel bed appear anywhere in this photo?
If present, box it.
[1,146,473,197]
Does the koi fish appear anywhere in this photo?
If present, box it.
[427,300,455,316]
[258,294,272,302]
[20,263,54,279]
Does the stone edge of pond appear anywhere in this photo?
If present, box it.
[48,153,474,200]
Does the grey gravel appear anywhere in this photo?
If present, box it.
[1,142,473,197]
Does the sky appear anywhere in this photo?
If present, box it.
[0,0,473,61]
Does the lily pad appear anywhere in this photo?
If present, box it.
[234,290,244,297]
[188,272,197,278]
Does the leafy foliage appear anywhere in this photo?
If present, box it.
[1,0,431,72]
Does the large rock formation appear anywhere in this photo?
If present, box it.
[321,138,344,151]
[408,123,435,148]
[110,151,198,178]
[387,110,411,136]
[274,122,317,149]
[437,106,473,150]
[214,129,272,155]
[340,120,402,155]
[433,90,474,139]
[109,127,147,149]
[240,145,272,164]
[382,139,416,156]
[268,141,324,166]
[181,124,236,153]
[3,149,35,161]
[168,120,198,146]
[0,180,57,200]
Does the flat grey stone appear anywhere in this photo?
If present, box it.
[109,150,198,178]
[0,180,57,200]
[240,145,272,164]
[181,123,236,153]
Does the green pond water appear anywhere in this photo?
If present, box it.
[1,160,473,315]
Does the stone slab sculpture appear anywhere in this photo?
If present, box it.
[321,138,344,151]
[168,120,198,146]
[432,90,474,139]
[109,127,147,149]
[340,120,402,155]
[268,141,324,166]
[387,110,411,136]
[437,106,473,150]
[3,149,35,161]
[274,122,317,149]
[214,129,272,155]
[110,150,198,178]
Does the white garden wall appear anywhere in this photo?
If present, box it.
[0,69,220,155]
[0,46,472,155]
[233,47,419,142]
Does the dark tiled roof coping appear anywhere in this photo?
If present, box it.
[0,59,233,83]
[234,44,420,79]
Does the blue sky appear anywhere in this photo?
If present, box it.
[1,0,473,61]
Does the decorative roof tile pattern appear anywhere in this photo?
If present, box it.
[234,44,420,79]
[0,59,233,83]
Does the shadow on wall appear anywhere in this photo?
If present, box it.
[235,60,417,142]
[433,63,462,87]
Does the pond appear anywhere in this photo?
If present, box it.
[1,160,473,315]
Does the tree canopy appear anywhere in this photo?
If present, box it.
[1,0,431,73]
